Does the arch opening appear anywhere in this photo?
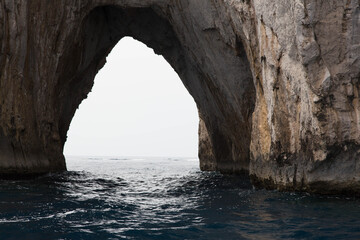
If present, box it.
[64,37,199,158]
[54,5,256,174]
[57,6,191,147]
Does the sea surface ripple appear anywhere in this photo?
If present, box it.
[0,156,359,239]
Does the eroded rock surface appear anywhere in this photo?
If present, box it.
[0,0,359,194]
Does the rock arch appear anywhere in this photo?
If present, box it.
[59,4,256,174]
[0,2,256,176]
[1,1,360,195]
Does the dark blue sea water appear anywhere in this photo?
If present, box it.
[0,156,359,240]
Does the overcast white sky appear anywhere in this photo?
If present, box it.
[64,37,199,158]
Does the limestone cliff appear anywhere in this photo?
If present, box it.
[0,0,359,195]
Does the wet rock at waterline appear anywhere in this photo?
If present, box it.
[0,0,359,195]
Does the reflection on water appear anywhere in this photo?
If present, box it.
[0,156,359,239]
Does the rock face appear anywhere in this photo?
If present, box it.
[0,0,359,194]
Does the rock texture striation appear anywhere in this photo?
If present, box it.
[0,0,359,194]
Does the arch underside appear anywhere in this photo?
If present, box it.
[56,5,256,174]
